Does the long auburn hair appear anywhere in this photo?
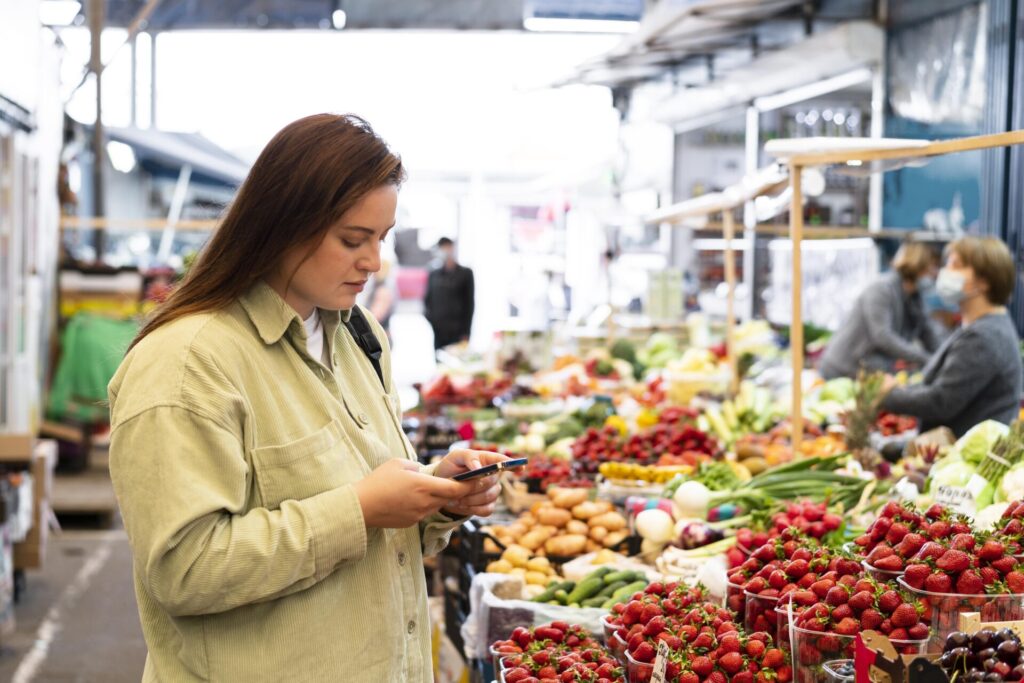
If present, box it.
[130,114,405,350]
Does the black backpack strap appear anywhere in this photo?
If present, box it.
[343,307,386,390]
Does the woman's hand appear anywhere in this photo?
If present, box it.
[353,459,480,529]
[435,449,516,519]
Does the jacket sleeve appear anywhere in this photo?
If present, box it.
[861,283,931,365]
[423,271,435,325]
[881,328,994,425]
[109,405,367,618]
[463,268,475,337]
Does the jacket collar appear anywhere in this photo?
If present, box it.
[239,281,350,345]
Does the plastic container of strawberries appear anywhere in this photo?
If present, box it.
[790,624,926,683]
[624,650,654,683]
[744,590,781,635]
[609,631,628,665]
[861,559,904,583]
[775,603,796,652]
[600,615,619,644]
[897,578,1024,652]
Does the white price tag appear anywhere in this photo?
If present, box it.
[934,484,976,515]
[651,642,670,683]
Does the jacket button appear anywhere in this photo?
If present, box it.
[398,551,407,566]
[407,620,416,634]
[357,413,370,425]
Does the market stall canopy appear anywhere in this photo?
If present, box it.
[94,125,250,187]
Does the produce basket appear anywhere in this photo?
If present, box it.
[624,649,654,683]
[790,623,927,683]
[775,603,792,652]
[897,577,1024,652]
[726,579,747,619]
[745,590,781,635]
[861,559,904,583]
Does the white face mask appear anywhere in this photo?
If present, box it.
[917,275,935,291]
[935,268,967,305]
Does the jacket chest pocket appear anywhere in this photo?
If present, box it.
[250,419,366,509]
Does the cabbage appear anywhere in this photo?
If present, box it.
[819,377,856,404]
[975,502,1012,530]
[953,420,1010,465]
[998,462,1024,503]
[929,459,977,491]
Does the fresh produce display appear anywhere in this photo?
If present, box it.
[733,500,845,556]
[900,531,1024,595]
[482,487,632,559]
[571,422,719,476]
[938,628,1024,682]
[485,544,563,597]
[492,622,625,683]
[531,566,649,609]
[875,411,918,437]
[701,381,782,449]
[419,372,513,406]
[523,456,593,492]
[598,462,695,484]
[928,420,1024,510]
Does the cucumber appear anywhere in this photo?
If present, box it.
[598,580,628,598]
[582,596,607,608]
[554,589,569,604]
[603,570,641,585]
[583,567,615,582]
[609,580,648,603]
[566,576,605,604]
[532,586,559,603]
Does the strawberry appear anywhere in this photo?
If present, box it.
[534,627,564,643]
[879,618,893,634]
[886,523,910,544]
[837,558,863,576]
[679,673,699,683]
[878,591,902,615]
[763,648,785,669]
[719,633,742,653]
[861,608,884,630]
[693,632,715,650]
[746,639,767,659]
[797,574,817,589]
[503,668,531,683]
[956,570,984,595]
[633,641,655,663]
[897,533,926,557]
[848,591,874,612]
[810,579,835,598]
[733,672,755,683]
[978,539,1006,561]
[642,616,666,637]
[993,556,1018,575]
[908,623,930,640]
[881,502,902,518]
[785,559,809,579]
[904,563,931,588]
[925,503,947,519]
[768,570,787,589]
[778,665,793,682]
[873,555,904,571]
[936,549,971,573]
[925,572,953,593]
[951,521,972,535]
[867,545,895,563]
[927,520,952,539]
[825,586,849,606]
[1006,570,1024,594]
[708,672,728,683]
[720,652,745,674]
[854,579,877,594]
[640,604,663,622]
[889,628,909,641]
[691,655,714,678]
[792,590,816,606]
[817,634,842,654]
[835,617,860,635]
[950,533,976,551]
[831,604,854,621]
[511,627,532,648]
[536,665,557,678]
[891,603,920,628]
[981,566,1001,585]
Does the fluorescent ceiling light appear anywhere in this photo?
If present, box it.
[332,10,347,29]
[524,17,638,33]
[753,67,873,113]
[107,141,137,174]
[39,0,81,26]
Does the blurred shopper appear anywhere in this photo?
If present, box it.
[882,236,1022,437]
[818,241,940,379]
[107,114,506,683]
[424,236,474,349]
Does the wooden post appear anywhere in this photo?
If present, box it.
[89,0,105,260]
[723,210,739,395]
[790,165,805,451]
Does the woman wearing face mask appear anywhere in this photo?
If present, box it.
[881,236,1022,437]
[818,241,941,379]
[108,115,509,682]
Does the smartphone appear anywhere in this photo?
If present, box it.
[452,457,529,481]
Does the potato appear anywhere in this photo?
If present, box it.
[506,523,529,539]
[544,534,588,556]
[486,559,514,573]
[566,520,589,536]
[502,544,531,568]
[483,538,502,554]
[550,488,590,509]
[571,501,605,520]
[527,556,552,573]
[602,530,629,549]
[525,571,550,586]
[585,540,601,553]
[518,530,548,551]
[537,526,558,541]
[510,567,527,578]
[589,511,627,531]
[537,507,572,528]
[520,513,537,526]
[589,526,609,542]
[530,501,550,516]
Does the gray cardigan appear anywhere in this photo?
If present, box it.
[819,272,940,379]
[882,313,1022,437]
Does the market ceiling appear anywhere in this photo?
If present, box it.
[75,0,644,31]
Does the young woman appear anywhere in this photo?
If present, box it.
[108,114,508,682]
[818,241,941,379]
[882,236,1022,437]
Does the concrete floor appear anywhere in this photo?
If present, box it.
[0,527,147,683]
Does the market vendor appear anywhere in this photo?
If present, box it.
[881,236,1022,437]
[819,241,941,379]
[107,114,507,683]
